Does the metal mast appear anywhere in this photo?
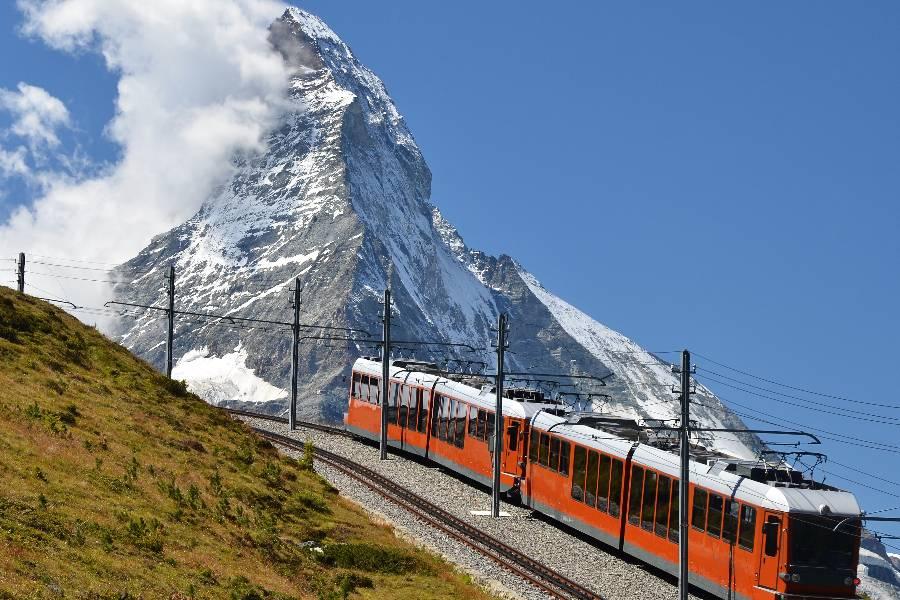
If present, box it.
[16,252,24,293]
[492,313,508,517]
[165,265,175,378]
[289,278,301,430]
[678,349,691,600]
[380,288,391,460]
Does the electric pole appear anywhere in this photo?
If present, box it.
[289,277,301,430]
[165,265,175,378]
[380,288,391,460]
[678,349,691,600]
[492,313,508,518]
[16,252,24,293]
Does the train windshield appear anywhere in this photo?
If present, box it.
[788,515,859,570]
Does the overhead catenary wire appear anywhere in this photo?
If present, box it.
[699,373,900,426]
[698,366,900,411]
[694,351,887,409]
[28,271,137,285]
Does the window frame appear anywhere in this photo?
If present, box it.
[628,465,645,526]
[707,493,724,539]
[655,475,671,538]
[571,445,587,502]
[585,450,600,508]
[691,488,708,532]
[738,504,757,552]
[641,470,658,532]
[609,459,624,517]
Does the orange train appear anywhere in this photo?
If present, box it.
[345,358,863,600]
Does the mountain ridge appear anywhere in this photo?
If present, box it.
[112,6,759,460]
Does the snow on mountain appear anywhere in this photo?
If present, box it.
[859,534,900,600]
[112,6,758,458]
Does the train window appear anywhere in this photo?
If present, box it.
[722,500,739,543]
[571,446,587,502]
[431,394,441,437]
[468,406,478,437]
[763,515,780,557]
[417,390,429,433]
[399,385,410,427]
[539,433,550,467]
[628,466,644,525]
[441,396,451,441]
[477,410,487,440]
[387,383,399,423]
[529,428,540,462]
[668,480,680,543]
[370,377,380,405]
[691,489,708,532]
[507,421,519,452]
[549,437,560,470]
[454,402,467,448]
[352,373,361,399]
[641,471,657,531]
[585,450,599,508]
[559,441,570,475]
[486,412,495,441]
[359,375,369,402]
[707,494,724,538]
[609,459,624,517]
[410,387,420,430]
[447,398,459,444]
[596,454,611,512]
[738,505,756,551]
[655,475,671,538]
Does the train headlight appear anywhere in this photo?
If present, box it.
[790,573,801,583]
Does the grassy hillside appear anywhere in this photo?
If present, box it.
[0,288,492,600]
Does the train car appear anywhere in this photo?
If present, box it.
[345,357,863,600]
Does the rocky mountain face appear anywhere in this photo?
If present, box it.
[859,533,900,600]
[113,7,757,459]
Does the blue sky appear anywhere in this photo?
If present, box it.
[1,1,899,540]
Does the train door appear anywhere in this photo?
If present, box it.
[502,418,523,476]
[758,513,783,589]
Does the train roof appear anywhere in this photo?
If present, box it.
[352,358,861,517]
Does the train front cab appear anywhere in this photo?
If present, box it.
[521,423,861,600]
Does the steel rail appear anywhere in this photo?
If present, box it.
[250,426,602,600]
[224,407,353,437]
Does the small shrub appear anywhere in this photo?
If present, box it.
[24,401,41,420]
[38,494,48,509]
[59,403,79,425]
[187,484,201,509]
[46,379,67,396]
[261,461,281,486]
[34,467,47,482]
[288,490,330,514]
[299,440,314,470]
[317,543,426,575]
[227,576,268,600]
[209,470,223,497]
[162,378,190,398]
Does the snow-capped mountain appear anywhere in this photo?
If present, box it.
[113,7,757,459]
[859,533,900,599]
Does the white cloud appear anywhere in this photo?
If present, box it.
[0,147,30,177]
[0,0,291,317]
[0,82,71,150]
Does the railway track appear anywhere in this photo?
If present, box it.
[224,407,353,437]
[233,414,602,600]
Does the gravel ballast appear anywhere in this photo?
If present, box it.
[239,416,702,600]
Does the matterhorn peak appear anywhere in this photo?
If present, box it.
[113,6,759,459]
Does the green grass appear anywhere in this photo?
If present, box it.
[0,288,494,600]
